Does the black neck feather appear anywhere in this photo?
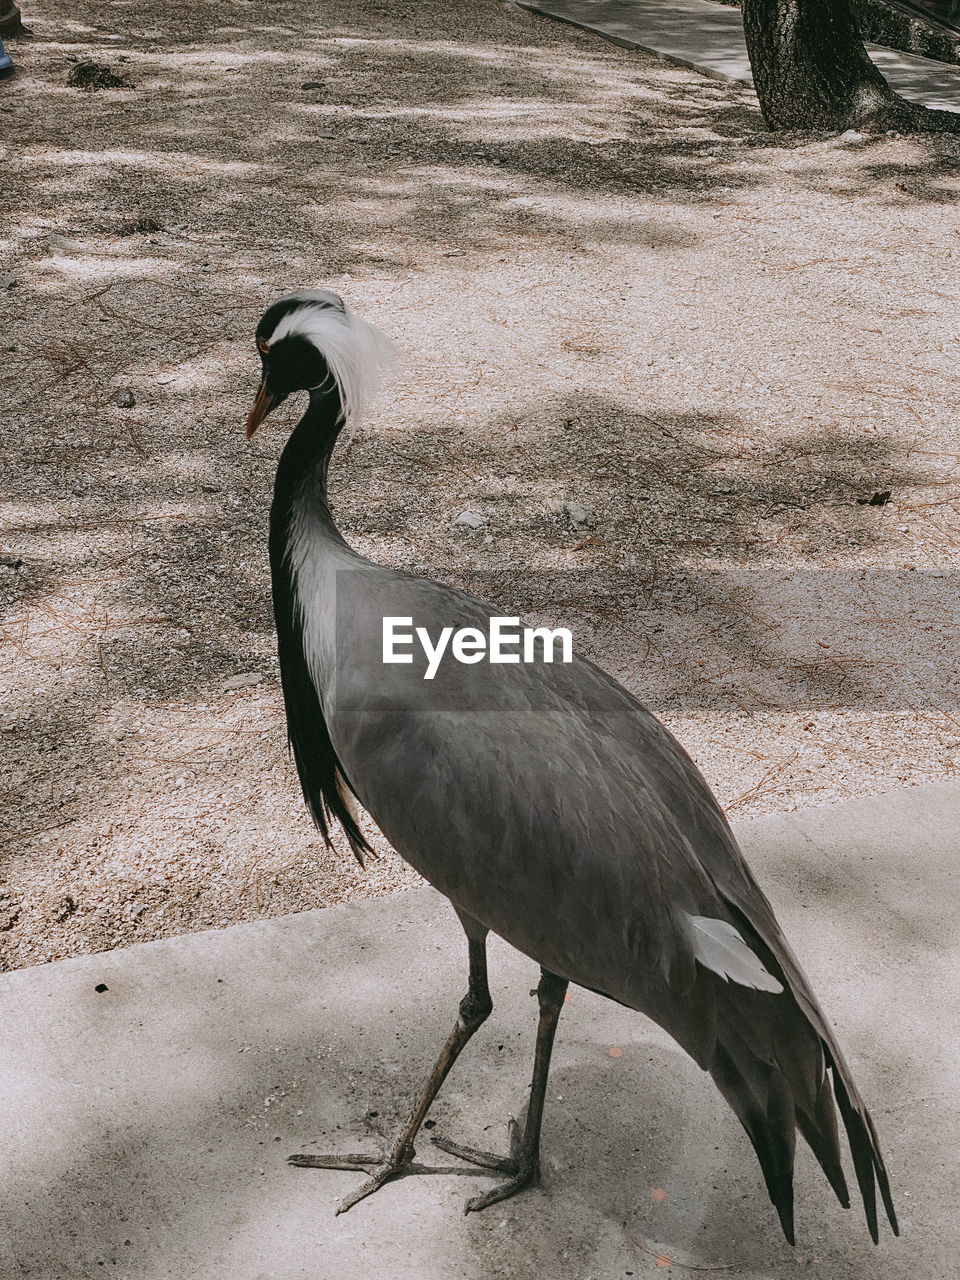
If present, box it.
[271,380,345,525]
[266,380,372,863]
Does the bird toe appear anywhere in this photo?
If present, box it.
[287,1152,383,1172]
[430,1132,519,1174]
[463,1164,540,1214]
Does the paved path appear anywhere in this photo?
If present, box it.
[4,781,958,1278]
[519,0,960,113]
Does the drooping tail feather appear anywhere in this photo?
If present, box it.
[829,1056,899,1244]
[794,1065,849,1211]
[697,917,898,1245]
[709,1040,798,1243]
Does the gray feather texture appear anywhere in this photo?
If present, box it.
[684,914,784,993]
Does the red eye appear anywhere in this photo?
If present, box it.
[257,338,270,354]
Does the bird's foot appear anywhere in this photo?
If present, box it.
[431,1119,541,1212]
[288,1136,499,1214]
[289,1140,417,1214]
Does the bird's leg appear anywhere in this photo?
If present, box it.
[289,918,494,1214]
[432,967,569,1213]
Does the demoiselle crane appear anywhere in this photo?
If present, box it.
[245,289,898,1244]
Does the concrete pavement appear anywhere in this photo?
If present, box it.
[3,781,958,1278]
[518,0,960,113]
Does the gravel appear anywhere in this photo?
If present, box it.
[3,0,960,971]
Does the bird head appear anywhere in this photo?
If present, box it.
[245,288,394,439]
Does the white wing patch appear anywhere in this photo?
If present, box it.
[267,292,395,428]
[684,914,784,993]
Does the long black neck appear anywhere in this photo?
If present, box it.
[265,380,373,863]
[270,380,351,552]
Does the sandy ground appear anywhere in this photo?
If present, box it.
[2,0,960,970]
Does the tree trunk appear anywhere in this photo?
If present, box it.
[741,0,960,132]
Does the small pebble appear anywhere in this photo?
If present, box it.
[454,510,487,529]
[114,387,136,408]
[222,672,265,690]
[563,501,596,529]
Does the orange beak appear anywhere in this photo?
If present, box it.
[245,380,276,439]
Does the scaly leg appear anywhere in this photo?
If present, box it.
[431,967,569,1212]
[289,911,494,1214]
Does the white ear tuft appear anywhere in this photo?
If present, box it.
[268,297,396,427]
[684,914,784,993]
